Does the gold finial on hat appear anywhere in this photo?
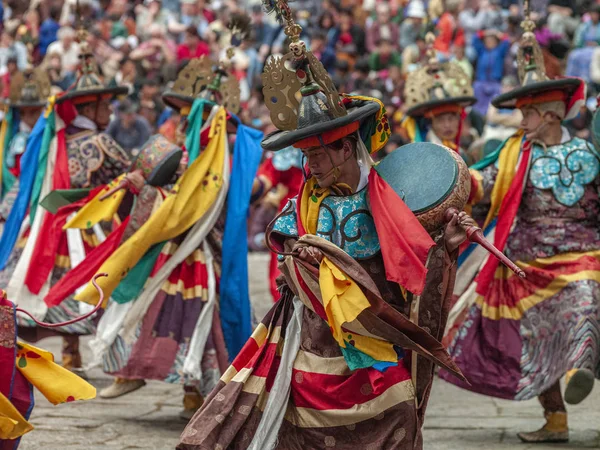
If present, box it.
[403,31,473,115]
[521,0,536,35]
[516,0,547,85]
[260,0,345,131]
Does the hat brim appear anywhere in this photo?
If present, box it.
[13,101,46,109]
[56,86,128,104]
[162,92,218,113]
[492,78,582,109]
[406,96,476,118]
[261,100,381,151]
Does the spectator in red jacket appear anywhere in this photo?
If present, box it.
[434,0,465,60]
[176,25,209,63]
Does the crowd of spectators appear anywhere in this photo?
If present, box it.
[0,0,596,160]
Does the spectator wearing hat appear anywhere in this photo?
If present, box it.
[176,25,210,63]
[399,1,426,49]
[471,28,511,116]
[366,3,400,53]
[566,5,600,82]
[107,99,153,158]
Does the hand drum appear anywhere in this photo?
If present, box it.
[375,142,471,232]
[131,134,183,187]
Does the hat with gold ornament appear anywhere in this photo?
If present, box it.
[9,46,51,109]
[491,0,584,120]
[404,33,475,118]
[259,0,385,152]
[162,12,251,115]
[57,26,128,104]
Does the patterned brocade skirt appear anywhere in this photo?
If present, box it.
[441,249,600,400]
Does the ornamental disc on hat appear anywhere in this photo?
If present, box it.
[260,0,387,152]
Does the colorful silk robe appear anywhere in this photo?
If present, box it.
[178,168,463,450]
[441,131,600,400]
[1,109,132,337]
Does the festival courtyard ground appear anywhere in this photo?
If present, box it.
[19,254,600,450]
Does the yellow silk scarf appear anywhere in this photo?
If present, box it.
[299,176,397,365]
[483,130,525,229]
[75,107,228,305]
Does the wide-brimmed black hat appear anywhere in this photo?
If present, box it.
[262,95,381,151]
[56,68,128,104]
[492,78,582,109]
[491,11,585,117]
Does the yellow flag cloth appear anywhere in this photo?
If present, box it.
[75,107,228,305]
[319,257,397,363]
[483,130,525,229]
[15,342,96,405]
[0,391,33,440]
[63,174,128,230]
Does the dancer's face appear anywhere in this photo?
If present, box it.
[431,112,460,141]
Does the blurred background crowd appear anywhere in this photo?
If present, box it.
[0,0,596,254]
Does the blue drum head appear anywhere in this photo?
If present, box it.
[375,142,458,214]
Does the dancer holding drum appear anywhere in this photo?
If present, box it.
[177,1,484,448]
[440,3,600,444]
[402,33,477,166]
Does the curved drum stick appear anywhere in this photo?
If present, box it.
[16,273,108,327]
[445,208,526,278]
[99,179,131,201]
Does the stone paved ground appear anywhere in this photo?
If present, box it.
[18,254,600,450]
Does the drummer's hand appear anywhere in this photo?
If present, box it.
[298,246,323,266]
[125,170,145,193]
[444,211,473,252]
